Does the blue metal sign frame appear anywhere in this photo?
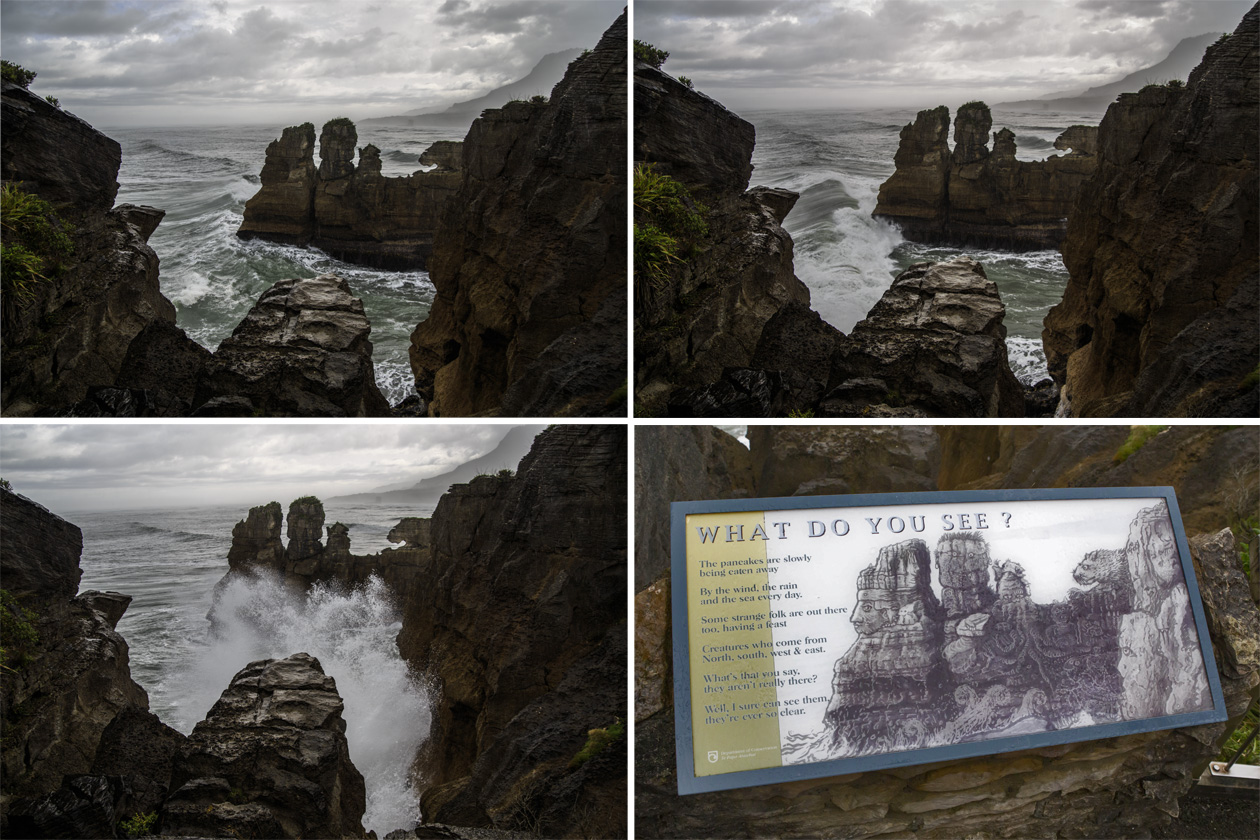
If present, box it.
[670,486,1227,795]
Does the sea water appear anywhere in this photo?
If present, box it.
[107,123,466,406]
[746,106,1104,385]
[75,498,437,835]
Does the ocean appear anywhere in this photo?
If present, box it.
[107,122,467,407]
[74,497,438,836]
[745,106,1105,386]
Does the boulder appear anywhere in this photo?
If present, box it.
[409,15,626,416]
[90,706,187,819]
[226,501,285,573]
[237,123,318,243]
[318,119,357,181]
[825,257,1024,417]
[161,653,367,839]
[286,496,326,562]
[388,518,431,550]
[870,105,951,229]
[1043,7,1258,417]
[194,273,391,416]
[0,489,83,603]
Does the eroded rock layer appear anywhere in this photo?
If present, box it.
[409,13,627,417]
[873,102,1098,251]
[238,120,462,270]
[1042,7,1259,417]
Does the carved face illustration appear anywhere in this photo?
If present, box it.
[851,591,893,635]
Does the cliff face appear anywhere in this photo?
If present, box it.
[634,425,1259,839]
[1,82,178,415]
[633,63,810,414]
[409,13,627,417]
[237,121,462,270]
[873,102,1098,250]
[1043,7,1259,417]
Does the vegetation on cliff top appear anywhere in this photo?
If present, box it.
[1,60,36,89]
[634,39,669,68]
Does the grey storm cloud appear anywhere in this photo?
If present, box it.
[0,0,621,126]
[633,0,1252,110]
[0,424,534,512]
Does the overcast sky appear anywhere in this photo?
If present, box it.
[634,0,1252,111]
[0,423,536,514]
[0,0,622,127]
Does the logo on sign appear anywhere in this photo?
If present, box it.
[707,750,719,763]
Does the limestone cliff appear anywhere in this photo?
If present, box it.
[1043,7,1259,417]
[633,62,810,415]
[1,81,177,415]
[634,425,1259,839]
[237,120,462,270]
[874,102,1098,250]
[408,13,627,417]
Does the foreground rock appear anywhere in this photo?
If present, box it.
[634,425,1260,838]
[193,273,391,416]
[1043,7,1259,417]
[666,257,1025,417]
[873,101,1098,250]
[161,653,367,839]
[238,120,462,269]
[409,13,627,417]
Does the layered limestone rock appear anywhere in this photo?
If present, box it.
[1,81,179,415]
[635,425,1260,839]
[0,488,151,829]
[194,274,391,417]
[238,119,463,269]
[409,14,627,417]
[874,102,1098,250]
[824,257,1025,417]
[399,425,627,837]
[1043,7,1259,417]
[633,62,810,414]
[161,653,367,839]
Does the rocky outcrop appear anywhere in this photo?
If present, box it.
[238,120,463,269]
[193,274,391,417]
[823,257,1024,417]
[1,81,179,415]
[633,61,810,415]
[1043,8,1259,417]
[408,13,627,417]
[399,425,627,837]
[635,424,1259,839]
[874,102,1098,250]
[0,488,151,830]
[668,257,1025,417]
[161,653,367,839]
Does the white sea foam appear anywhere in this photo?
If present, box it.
[1006,335,1050,386]
[179,572,430,836]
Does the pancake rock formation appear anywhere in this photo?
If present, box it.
[238,119,462,270]
[409,13,628,417]
[1042,5,1259,417]
[873,101,1098,251]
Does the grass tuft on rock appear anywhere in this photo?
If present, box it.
[633,164,708,292]
[1112,425,1167,464]
[569,718,624,768]
[1,182,75,304]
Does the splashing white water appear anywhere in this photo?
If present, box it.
[175,571,429,836]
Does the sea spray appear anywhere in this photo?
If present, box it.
[186,570,429,835]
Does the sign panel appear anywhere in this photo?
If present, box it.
[670,487,1227,794]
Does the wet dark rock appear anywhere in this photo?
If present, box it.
[666,368,789,418]
[409,15,626,416]
[1043,7,1258,417]
[91,706,187,820]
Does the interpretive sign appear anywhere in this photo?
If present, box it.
[670,487,1226,794]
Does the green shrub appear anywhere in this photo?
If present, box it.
[1112,425,1167,464]
[43,94,59,108]
[1,60,36,89]
[678,75,694,89]
[1166,78,1185,90]
[569,718,624,768]
[528,94,547,105]
[633,164,708,291]
[119,811,157,838]
[1,589,39,672]
[634,40,669,69]
[322,116,355,131]
[1,183,75,303]
[1215,701,1259,767]
[496,468,514,478]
